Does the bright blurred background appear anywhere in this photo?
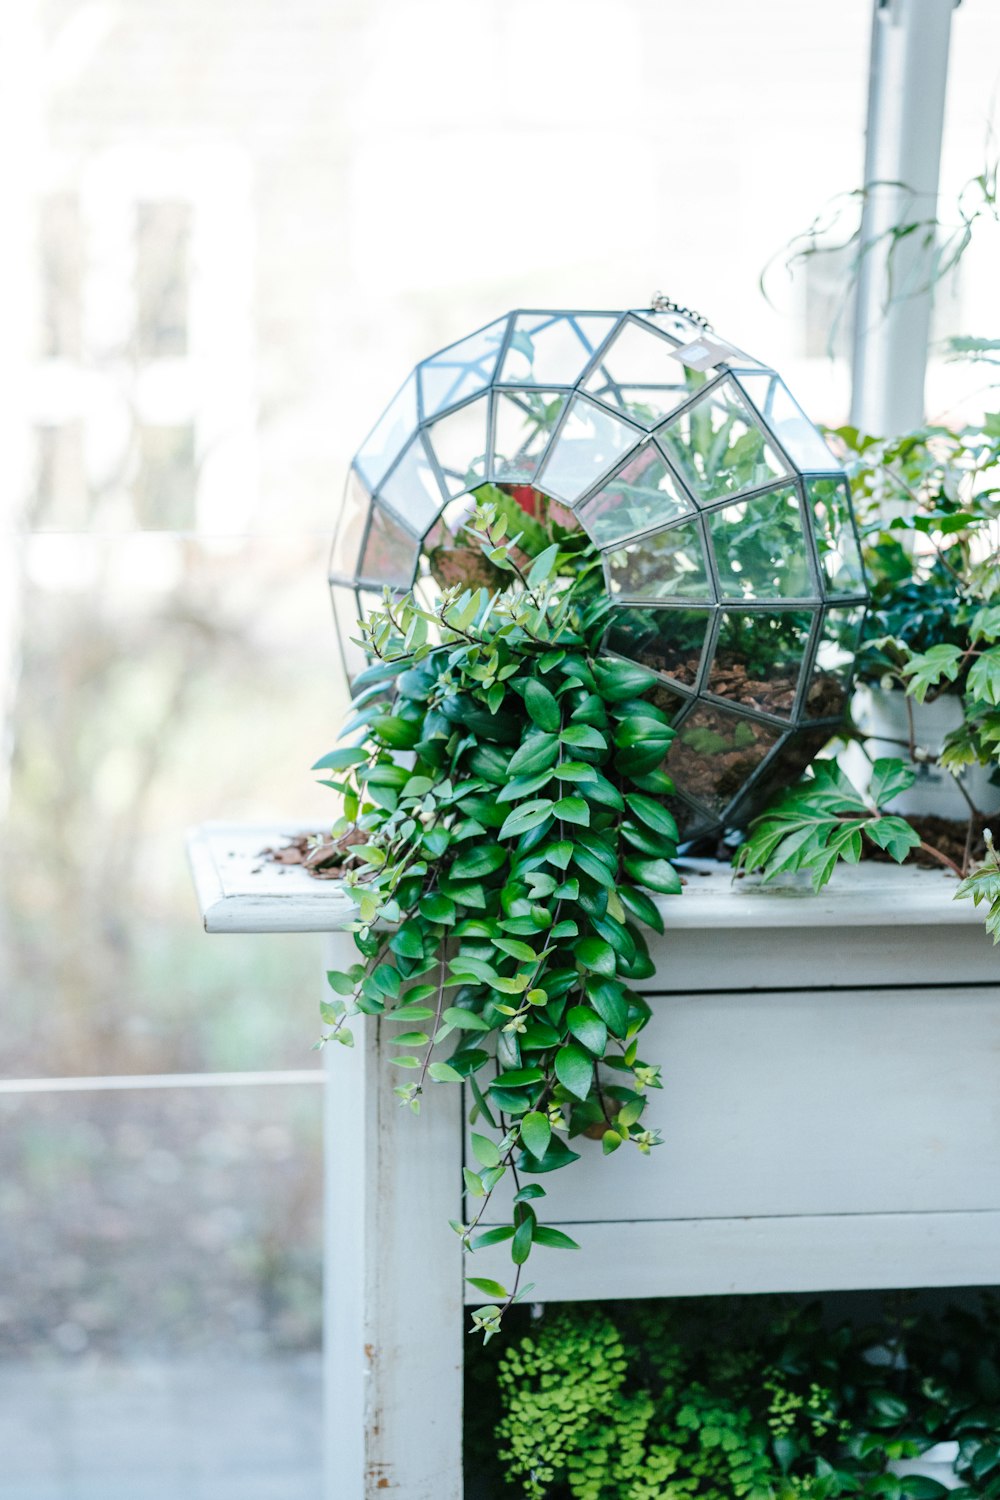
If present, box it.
[1,2,998,1495]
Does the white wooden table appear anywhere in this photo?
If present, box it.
[188,822,999,1500]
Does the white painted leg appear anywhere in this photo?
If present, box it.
[323,934,465,1499]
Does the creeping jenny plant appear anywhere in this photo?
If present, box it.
[316,501,682,1337]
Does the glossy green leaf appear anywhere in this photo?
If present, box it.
[523,680,561,733]
[566,1005,608,1057]
[519,1111,552,1160]
[554,1043,594,1101]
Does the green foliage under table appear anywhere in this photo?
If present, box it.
[467,1294,1000,1499]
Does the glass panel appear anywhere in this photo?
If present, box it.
[708,484,812,600]
[806,475,866,596]
[583,319,707,427]
[420,493,508,595]
[418,317,508,419]
[425,394,489,496]
[536,395,640,505]
[605,519,711,602]
[708,609,814,720]
[577,442,694,546]
[668,704,782,815]
[355,373,418,491]
[498,312,617,385]
[729,727,836,824]
[359,502,420,588]
[656,379,788,504]
[0,1083,322,1496]
[330,467,371,580]
[666,793,719,843]
[737,372,838,472]
[634,309,700,344]
[376,435,444,535]
[492,390,566,483]
[332,582,369,683]
[805,605,866,719]
[604,605,712,687]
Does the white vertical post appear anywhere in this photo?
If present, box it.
[850,0,959,436]
[322,934,465,1500]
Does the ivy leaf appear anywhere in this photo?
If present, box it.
[511,1216,534,1264]
[554,1043,594,1101]
[560,723,608,751]
[566,1005,609,1057]
[442,1006,492,1031]
[527,541,562,588]
[553,796,590,826]
[519,1112,552,1160]
[519,1136,581,1173]
[311,746,368,771]
[466,1277,509,1299]
[418,892,457,925]
[617,884,665,935]
[371,714,422,749]
[513,1183,546,1203]
[532,1226,580,1250]
[593,659,659,701]
[498,800,555,840]
[463,1167,485,1197]
[507,733,559,778]
[575,936,616,976]
[471,1132,502,1169]
[623,855,682,895]
[523,680,561,733]
[428,1062,464,1083]
[451,844,508,879]
[544,840,574,870]
[586,979,629,1038]
[470,1225,515,1250]
[623,798,676,844]
[492,937,539,963]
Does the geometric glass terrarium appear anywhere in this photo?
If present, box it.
[331,304,868,839]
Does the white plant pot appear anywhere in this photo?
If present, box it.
[888,1440,962,1489]
[849,685,1000,819]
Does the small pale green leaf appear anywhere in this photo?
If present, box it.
[519,1111,552,1160]
[471,1132,502,1169]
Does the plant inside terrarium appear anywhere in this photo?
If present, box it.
[421,483,584,595]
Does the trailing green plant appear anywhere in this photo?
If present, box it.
[315,499,684,1337]
[472,1294,1000,1498]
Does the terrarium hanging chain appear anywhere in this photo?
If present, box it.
[649,291,711,329]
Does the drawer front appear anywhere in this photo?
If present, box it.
[473,984,1000,1225]
[641,924,999,991]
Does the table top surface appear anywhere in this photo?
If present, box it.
[187,822,984,935]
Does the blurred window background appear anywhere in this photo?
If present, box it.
[0,2,997,1496]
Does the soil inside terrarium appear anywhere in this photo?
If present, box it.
[269,813,986,885]
[707,656,798,717]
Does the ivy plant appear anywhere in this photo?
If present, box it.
[314,501,683,1337]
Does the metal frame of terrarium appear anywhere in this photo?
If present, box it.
[330,305,869,837]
